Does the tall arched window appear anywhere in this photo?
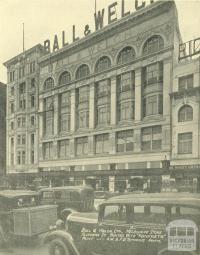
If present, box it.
[117,46,135,65]
[143,35,164,55]
[58,71,71,86]
[76,64,90,80]
[178,105,193,122]
[95,56,111,73]
[44,77,54,90]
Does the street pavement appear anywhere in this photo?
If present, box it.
[0,234,49,255]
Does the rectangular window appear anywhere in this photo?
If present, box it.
[144,95,163,117]
[144,62,163,86]
[19,66,25,79]
[59,92,70,132]
[31,150,34,164]
[58,140,70,158]
[142,126,162,151]
[17,151,21,165]
[17,135,21,145]
[31,78,35,89]
[11,153,14,165]
[17,116,26,128]
[10,103,14,114]
[11,87,14,96]
[22,117,26,127]
[118,72,134,92]
[31,95,35,108]
[95,134,109,154]
[22,151,26,164]
[11,121,14,130]
[9,71,15,82]
[43,142,53,160]
[179,74,193,91]
[19,82,26,94]
[19,99,26,110]
[17,135,26,145]
[97,80,110,97]
[79,86,89,103]
[31,134,34,146]
[76,137,88,156]
[178,132,192,154]
[78,110,89,129]
[30,61,35,74]
[22,135,26,145]
[17,151,26,165]
[44,97,54,135]
[117,130,134,152]
[119,101,134,121]
[97,106,110,125]
[30,115,35,126]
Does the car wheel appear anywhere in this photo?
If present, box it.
[49,239,70,255]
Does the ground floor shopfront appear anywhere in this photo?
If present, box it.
[5,166,200,193]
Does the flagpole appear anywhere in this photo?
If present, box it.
[95,0,97,14]
[23,23,25,52]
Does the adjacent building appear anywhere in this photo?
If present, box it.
[0,82,6,177]
[3,0,200,192]
[4,45,45,186]
[171,57,200,192]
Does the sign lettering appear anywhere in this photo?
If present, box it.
[179,37,200,60]
[44,0,156,53]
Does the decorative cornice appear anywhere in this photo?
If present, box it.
[3,44,44,67]
[170,87,200,99]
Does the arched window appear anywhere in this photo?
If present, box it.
[44,77,54,90]
[143,35,164,55]
[76,64,90,80]
[95,56,111,73]
[178,105,193,122]
[117,46,135,65]
[58,71,71,86]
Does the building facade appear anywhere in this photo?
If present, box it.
[4,45,45,186]
[0,82,6,177]
[5,0,200,192]
[170,57,200,192]
[37,0,179,191]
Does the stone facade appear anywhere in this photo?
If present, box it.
[0,82,6,177]
[5,1,200,192]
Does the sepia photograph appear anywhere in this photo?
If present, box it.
[0,0,200,254]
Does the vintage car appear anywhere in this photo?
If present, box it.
[39,186,94,219]
[45,192,200,255]
[0,190,57,246]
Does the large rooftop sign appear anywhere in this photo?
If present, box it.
[44,0,156,53]
[179,37,200,60]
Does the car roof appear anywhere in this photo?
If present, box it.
[39,185,93,192]
[102,193,200,208]
[0,190,38,199]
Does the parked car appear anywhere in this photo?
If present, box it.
[94,191,111,199]
[39,186,94,219]
[45,192,200,255]
[0,190,57,246]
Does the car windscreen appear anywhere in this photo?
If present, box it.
[42,191,54,199]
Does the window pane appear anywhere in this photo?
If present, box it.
[117,47,135,65]
[103,205,126,222]
[178,133,192,154]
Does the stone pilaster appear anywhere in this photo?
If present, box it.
[70,89,76,132]
[163,59,172,117]
[53,94,59,135]
[134,128,141,152]
[135,67,142,121]
[89,83,95,129]
[110,76,117,125]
